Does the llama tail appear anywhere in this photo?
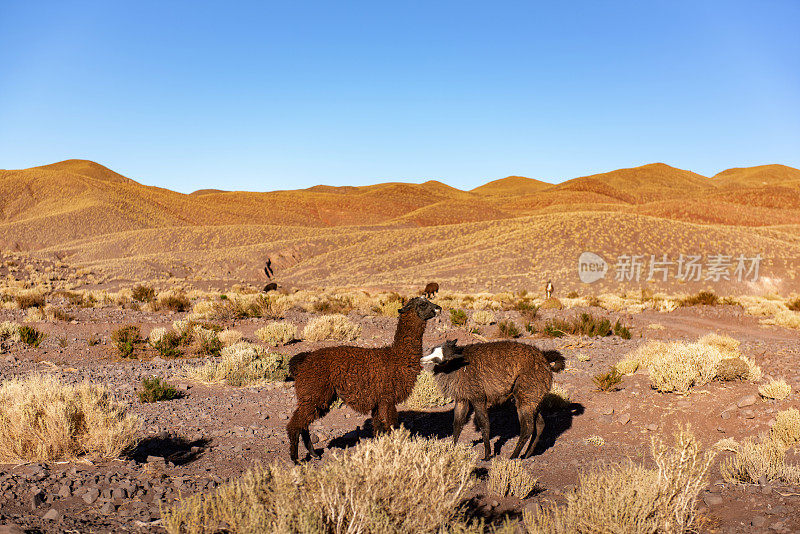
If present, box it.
[542,350,566,373]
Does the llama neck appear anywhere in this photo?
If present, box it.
[391,311,427,360]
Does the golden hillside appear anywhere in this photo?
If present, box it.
[3,159,800,292]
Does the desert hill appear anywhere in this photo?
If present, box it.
[3,159,800,292]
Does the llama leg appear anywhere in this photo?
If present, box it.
[472,401,492,461]
[378,402,399,432]
[452,400,470,445]
[301,428,320,459]
[370,406,385,435]
[287,403,317,463]
[522,411,545,459]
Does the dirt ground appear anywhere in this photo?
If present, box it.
[0,298,798,533]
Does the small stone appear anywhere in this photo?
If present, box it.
[716,427,725,433]
[490,499,500,508]
[737,395,757,408]
[598,415,613,424]
[57,485,71,498]
[146,455,165,464]
[720,411,732,420]
[752,516,767,528]
[741,409,756,419]
[0,524,25,534]
[30,490,46,510]
[43,509,61,521]
[599,406,614,415]
[646,423,658,431]
[703,494,723,507]
[82,487,100,504]
[615,413,630,425]
[762,485,773,495]
[100,502,117,514]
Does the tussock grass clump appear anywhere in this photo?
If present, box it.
[157,290,191,312]
[194,294,290,321]
[616,334,761,394]
[111,325,143,358]
[496,319,521,338]
[680,290,719,307]
[0,374,140,462]
[488,457,538,498]
[372,296,403,317]
[0,321,21,342]
[45,305,73,322]
[540,297,563,310]
[218,329,243,346]
[162,428,478,534]
[771,407,800,448]
[721,435,800,486]
[787,297,800,312]
[514,299,539,321]
[138,377,179,403]
[593,368,622,392]
[302,314,361,342]
[310,294,355,315]
[450,309,468,326]
[762,310,800,330]
[18,325,45,347]
[255,322,297,346]
[15,291,45,310]
[404,370,452,409]
[471,310,495,325]
[759,379,792,400]
[131,284,156,302]
[194,326,222,356]
[153,331,188,358]
[186,342,289,386]
[524,429,715,534]
[540,313,631,339]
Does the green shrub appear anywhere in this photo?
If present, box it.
[497,320,521,338]
[613,319,632,339]
[18,326,45,347]
[153,331,190,358]
[138,377,179,403]
[680,291,719,307]
[131,285,156,302]
[539,313,631,339]
[111,326,142,359]
[593,368,623,392]
[450,309,468,326]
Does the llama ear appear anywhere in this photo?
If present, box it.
[398,299,413,314]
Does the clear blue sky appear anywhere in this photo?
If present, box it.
[1,1,798,193]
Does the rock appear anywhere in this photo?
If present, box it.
[82,487,100,504]
[703,494,723,507]
[741,409,756,419]
[57,485,71,498]
[646,423,658,431]
[752,516,767,528]
[599,406,614,415]
[30,490,46,510]
[0,524,25,534]
[146,455,166,464]
[615,413,630,425]
[100,501,117,514]
[720,411,732,420]
[43,508,61,521]
[112,487,128,500]
[762,485,772,495]
[737,395,758,408]
[598,415,613,424]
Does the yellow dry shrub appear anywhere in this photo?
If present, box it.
[23,307,44,323]
[761,310,800,330]
[525,428,715,534]
[471,310,495,325]
[0,321,21,342]
[217,329,243,346]
[721,435,800,485]
[0,374,140,462]
[148,327,168,345]
[759,379,792,400]
[302,314,361,342]
[404,370,451,409]
[737,295,786,317]
[162,428,479,534]
[255,322,297,346]
[185,342,289,386]
[771,408,800,448]
[487,457,538,498]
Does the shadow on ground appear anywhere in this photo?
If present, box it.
[127,432,210,465]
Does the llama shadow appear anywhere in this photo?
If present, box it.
[326,401,583,457]
[128,432,210,466]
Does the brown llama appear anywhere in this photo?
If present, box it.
[423,282,439,298]
[421,339,564,460]
[287,297,441,462]
[263,282,278,292]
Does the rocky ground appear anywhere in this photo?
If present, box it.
[0,298,798,533]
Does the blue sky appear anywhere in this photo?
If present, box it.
[1,1,798,193]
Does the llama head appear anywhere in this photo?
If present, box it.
[421,339,460,364]
[399,297,441,321]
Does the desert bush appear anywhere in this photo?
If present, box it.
[158,291,191,312]
[593,368,622,392]
[616,335,761,394]
[255,322,297,346]
[680,290,719,307]
[46,305,73,322]
[111,326,143,359]
[162,428,479,534]
[720,435,800,486]
[0,374,140,462]
[372,297,403,317]
[302,314,361,342]
[194,326,222,356]
[787,297,800,312]
[539,313,631,339]
[524,429,715,534]
[612,320,631,339]
[404,370,452,409]
[186,342,289,386]
[566,290,579,299]
[138,377,179,403]
[148,327,168,345]
[540,297,563,310]
[18,325,45,347]
[514,299,539,321]
[194,293,289,321]
[450,309,468,326]
[762,310,800,330]
[311,294,355,315]
[153,331,188,358]
[131,284,156,302]
[218,329,243,346]
[487,457,538,498]
[471,310,495,325]
[759,379,792,400]
[585,435,605,447]
[496,320,521,338]
[0,321,21,342]
[15,291,45,309]
[771,408,800,448]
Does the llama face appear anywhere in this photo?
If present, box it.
[400,297,442,321]
[421,346,445,364]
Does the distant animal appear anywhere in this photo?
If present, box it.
[545,280,554,299]
[421,339,564,460]
[287,297,442,463]
[264,258,274,279]
[263,282,279,292]
[423,282,439,298]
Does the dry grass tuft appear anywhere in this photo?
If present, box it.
[15,291,45,310]
[759,379,792,400]
[255,322,297,346]
[471,310,495,325]
[761,310,800,330]
[525,428,715,534]
[162,428,479,534]
[185,342,289,386]
[487,457,538,498]
[404,370,452,409]
[0,321,21,342]
[217,329,243,346]
[771,407,800,448]
[0,374,139,462]
[720,435,800,486]
[302,314,361,342]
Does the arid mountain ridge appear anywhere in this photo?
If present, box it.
[2,159,800,292]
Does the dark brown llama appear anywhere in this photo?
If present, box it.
[287,297,441,462]
[421,339,564,460]
[423,282,439,298]
[263,282,278,292]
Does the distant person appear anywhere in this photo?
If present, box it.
[545,280,554,299]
